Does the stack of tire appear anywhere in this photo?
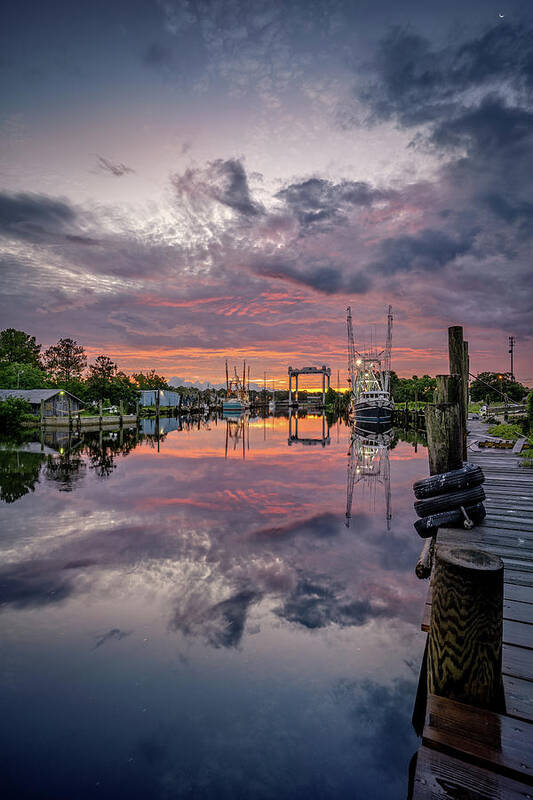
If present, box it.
[413,463,486,538]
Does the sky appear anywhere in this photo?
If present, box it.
[1,0,533,387]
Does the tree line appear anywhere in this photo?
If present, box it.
[1,327,529,413]
[0,328,170,411]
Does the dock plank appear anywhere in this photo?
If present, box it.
[422,694,533,785]
[412,745,533,799]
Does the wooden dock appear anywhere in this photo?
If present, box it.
[413,417,533,798]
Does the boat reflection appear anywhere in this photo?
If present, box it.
[224,413,249,459]
[346,421,393,529]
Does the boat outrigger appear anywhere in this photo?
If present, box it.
[347,305,394,424]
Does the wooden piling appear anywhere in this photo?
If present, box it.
[425,401,462,475]
[448,326,467,460]
[416,538,434,579]
[428,545,504,711]
[463,340,469,432]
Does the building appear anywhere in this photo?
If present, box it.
[138,389,181,407]
[0,389,82,417]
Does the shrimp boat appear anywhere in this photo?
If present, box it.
[347,305,394,425]
[222,360,250,415]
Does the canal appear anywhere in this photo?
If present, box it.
[0,414,429,799]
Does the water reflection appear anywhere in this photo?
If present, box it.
[0,414,429,800]
[288,409,331,446]
[346,423,394,530]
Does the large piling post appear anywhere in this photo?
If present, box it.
[428,545,504,710]
[448,326,467,460]
[425,374,462,475]
[463,340,469,430]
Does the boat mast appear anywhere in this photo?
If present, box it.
[384,305,393,393]
[225,360,229,396]
[347,306,356,399]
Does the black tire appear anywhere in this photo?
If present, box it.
[414,502,486,538]
[414,485,485,518]
[413,463,484,500]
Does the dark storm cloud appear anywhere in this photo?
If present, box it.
[0,558,74,608]
[171,589,262,649]
[251,256,372,295]
[371,228,478,275]
[276,576,394,629]
[276,178,392,230]
[172,158,263,217]
[95,155,135,177]
[0,192,77,240]
[358,22,533,129]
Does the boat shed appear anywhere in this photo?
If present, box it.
[0,389,82,417]
[139,389,180,407]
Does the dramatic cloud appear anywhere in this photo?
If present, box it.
[0,192,77,241]
[172,158,263,217]
[357,22,533,130]
[275,178,393,230]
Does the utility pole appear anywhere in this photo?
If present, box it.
[509,336,515,380]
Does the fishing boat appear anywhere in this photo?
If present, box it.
[222,360,250,414]
[347,305,394,424]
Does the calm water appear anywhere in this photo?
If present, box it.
[0,415,429,800]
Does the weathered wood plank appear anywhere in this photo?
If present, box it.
[505,583,533,603]
[422,694,533,784]
[504,601,533,625]
[504,620,533,650]
[504,675,533,723]
[412,744,533,799]
[503,644,533,682]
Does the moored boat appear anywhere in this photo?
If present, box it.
[347,305,394,423]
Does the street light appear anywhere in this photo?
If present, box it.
[16,368,24,388]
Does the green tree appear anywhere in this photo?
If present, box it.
[107,372,140,412]
[0,329,41,367]
[0,448,44,503]
[86,356,118,402]
[325,386,337,407]
[44,337,87,383]
[0,361,50,389]
[470,372,528,403]
[0,397,34,432]
[132,370,168,389]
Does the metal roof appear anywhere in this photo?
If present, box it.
[0,389,82,403]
